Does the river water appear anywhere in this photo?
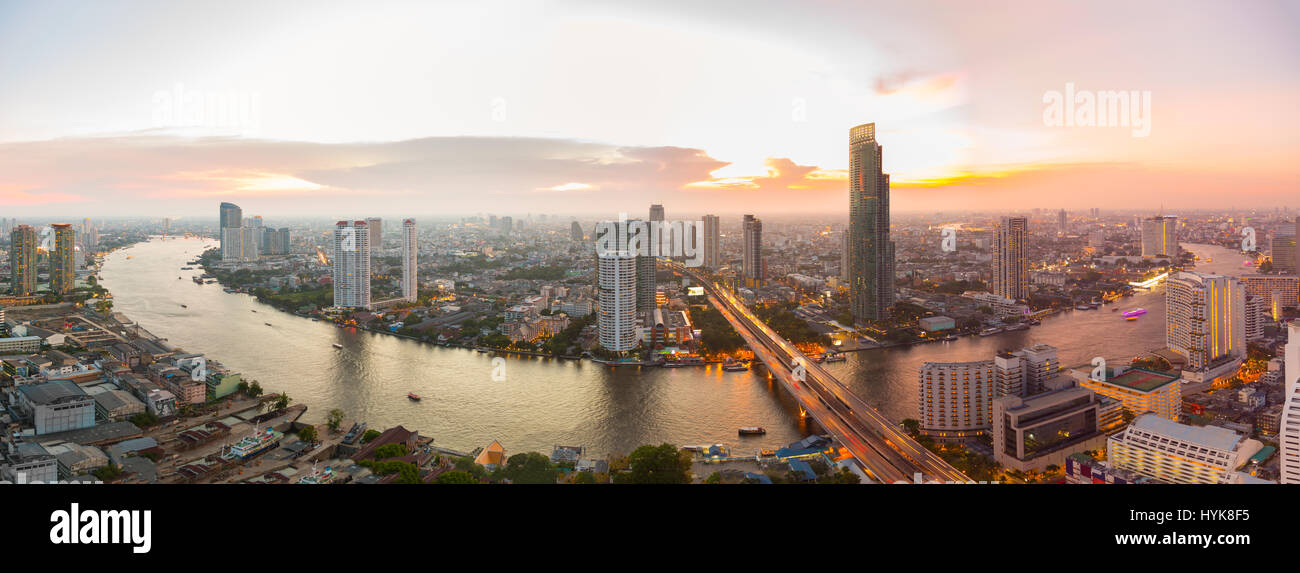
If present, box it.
[99,238,1245,456]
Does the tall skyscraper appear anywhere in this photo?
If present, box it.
[649,204,664,222]
[80,218,98,255]
[50,224,76,295]
[1141,215,1179,257]
[632,217,657,313]
[1057,209,1067,236]
[1278,321,1300,483]
[1271,217,1299,274]
[742,214,764,287]
[596,221,637,352]
[1166,272,1244,374]
[848,122,894,322]
[840,230,851,282]
[333,220,371,309]
[570,221,584,241]
[701,214,721,270]
[366,217,383,252]
[9,225,38,295]
[401,218,417,303]
[993,216,1029,301]
[219,202,242,252]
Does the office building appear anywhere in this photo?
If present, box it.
[1271,217,1299,274]
[401,218,417,303]
[9,224,38,295]
[1073,365,1181,421]
[991,386,1113,472]
[702,214,721,270]
[333,220,371,309]
[993,216,1029,301]
[1141,215,1178,257]
[1279,321,1300,483]
[220,226,260,262]
[742,214,764,288]
[366,217,383,252]
[1165,272,1244,380]
[1108,414,1263,484]
[49,224,76,294]
[596,221,638,352]
[847,122,895,322]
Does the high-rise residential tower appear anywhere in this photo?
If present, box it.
[848,123,894,322]
[366,217,383,252]
[1166,272,1244,376]
[401,218,417,303]
[50,224,76,294]
[742,214,764,287]
[9,225,38,295]
[596,220,638,352]
[1057,209,1067,236]
[1141,215,1179,257]
[1279,321,1300,483]
[633,218,657,313]
[701,214,721,270]
[993,216,1029,301]
[220,227,260,261]
[1272,217,1299,274]
[333,220,371,309]
[219,202,242,253]
[570,221,584,241]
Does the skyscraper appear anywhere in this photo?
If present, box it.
[570,221,584,241]
[333,220,371,309]
[1141,215,1178,257]
[249,215,264,251]
[1057,209,1067,236]
[596,221,637,352]
[221,227,260,261]
[848,123,894,322]
[9,225,38,295]
[742,214,764,287]
[701,214,721,270]
[401,218,417,303]
[80,218,98,255]
[366,217,383,252]
[633,218,657,313]
[1271,217,1299,274]
[840,230,851,282]
[1278,321,1300,483]
[219,202,242,253]
[50,224,76,295]
[993,216,1029,301]
[1166,272,1244,375]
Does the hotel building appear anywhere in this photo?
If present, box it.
[1072,365,1181,422]
[1108,414,1263,484]
[1141,215,1178,257]
[1165,272,1244,382]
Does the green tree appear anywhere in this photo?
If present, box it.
[705,472,723,484]
[902,418,921,436]
[624,443,692,484]
[571,471,597,484]
[373,443,409,460]
[326,409,345,432]
[436,470,478,484]
[247,380,264,397]
[498,452,560,484]
[361,429,381,444]
[93,463,124,481]
[273,393,291,410]
[297,425,318,443]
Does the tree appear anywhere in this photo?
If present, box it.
[498,452,560,484]
[93,463,124,481]
[247,380,264,397]
[361,429,381,444]
[297,425,318,443]
[274,393,291,410]
[572,471,597,484]
[705,472,723,484]
[625,443,692,484]
[436,470,478,484]
[902,418,921,436]
[373,443,409,460]
[326,409,345,432]
[130,412,158,428]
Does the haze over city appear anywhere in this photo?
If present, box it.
[2,0,1297,217]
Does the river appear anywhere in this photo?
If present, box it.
[98,238,1246,456]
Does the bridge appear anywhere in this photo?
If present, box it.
[670,263,970,484]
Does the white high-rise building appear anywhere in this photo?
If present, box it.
[1278,321,1300,483]
[597,250,638,351]
[220,226,260,262]
[1165,272,1244,378]
[401,218,417,303]
[333,220,371,309]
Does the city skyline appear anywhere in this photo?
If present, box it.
[2,1,1297,217]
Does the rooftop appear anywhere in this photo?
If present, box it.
[1130,414,1242,452]
[1105,367,1180,392]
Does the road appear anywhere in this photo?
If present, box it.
[675,263,970,483]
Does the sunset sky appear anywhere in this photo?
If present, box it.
[1,0,1297,217]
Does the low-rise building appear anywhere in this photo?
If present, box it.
[15,381,96,435]
[1073,366,1182,421]
[1107,414,1264,484]
[991,386,1111,472]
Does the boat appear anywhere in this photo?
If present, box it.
[342,422,367,445]
[824,354,847,363]
[682,445,706,452]
[332,343,343,349]
[1075,304,1091,310]
[1029,320,1041,326]
[738,427,766,436]
[297,466,336,484]
[1126,316,1138,321]
[662,361,688,368]
[1005,323,1029,331]
[475,348,489,353]
[251,310,257,313]
[221,428,283,461]
[722,362,750,372]
[978,327,1003,337]
[942,335,958,341]
[407,392,422,401]
[180,304,187,308]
